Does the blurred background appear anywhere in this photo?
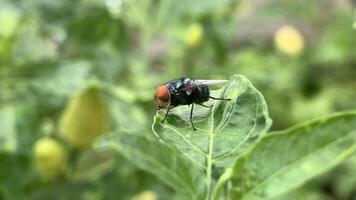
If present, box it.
[0,0,355,199]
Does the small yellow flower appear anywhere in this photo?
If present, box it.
[33,137,67,177]
[0,7,20,38]
[274,25,305,55]
[131,190,157,200]
[184,23,204,47]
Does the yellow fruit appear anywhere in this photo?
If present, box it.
[59,87,107,149]
[131,190,157,200]
[184,23,204,47]
[33,137,67,177]
[0,6,20,38]
[274,25,305,55]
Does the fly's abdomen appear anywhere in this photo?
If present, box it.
[192,85,210,103]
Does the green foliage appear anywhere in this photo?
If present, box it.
[152,75,271,169]
[97,75,271,199]
[231,112,356,200]
[1,0,355,199]
[0,106,16,152]
[95,132,206,200]
[96,76,356,200]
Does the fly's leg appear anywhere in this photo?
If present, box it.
[190,104,197,131]
[162,106,172,122]
[209,96,231,101]
[197,103,213,108]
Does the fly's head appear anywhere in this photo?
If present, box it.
[154,85,170,108]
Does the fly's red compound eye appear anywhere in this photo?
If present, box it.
[154,85,170,108]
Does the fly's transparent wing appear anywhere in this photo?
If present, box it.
[191,79,229,87]
[180,79,229,92]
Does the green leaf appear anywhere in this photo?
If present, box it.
[28,182,95,200]
[167,0,234,18]
[94,131,206,200]
[333,154,356,199]
[275,187,333,200]
[31,60,92,98]
[152,75,271,198]
[0,105,17,153]
[0,3,21,39]
[231,112,356,200]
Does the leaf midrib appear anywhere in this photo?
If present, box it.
[206,83,233,200]
[205,96,216,200]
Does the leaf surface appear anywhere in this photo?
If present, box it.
[95,132,206,200]
[152,75,271,168]
[96,75,271,199]
[152,75,272,198]
[231,112,356,200]
[0,106,17,152]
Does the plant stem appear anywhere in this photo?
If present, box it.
[211,168,233,200]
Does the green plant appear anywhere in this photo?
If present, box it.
[95,75,356,200]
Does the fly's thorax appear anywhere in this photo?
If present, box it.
[169,77,188,89]
[167,83,189,106]
[166,79,191,106]
[164,77,211,106]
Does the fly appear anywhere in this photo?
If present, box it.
[154,77,230,131]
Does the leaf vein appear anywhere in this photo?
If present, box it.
[165,123,207,156]
[214,92,260,160]
[111,143,197,197]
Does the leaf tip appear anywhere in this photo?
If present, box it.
[153,112,164,123]
[93,134,113,152]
